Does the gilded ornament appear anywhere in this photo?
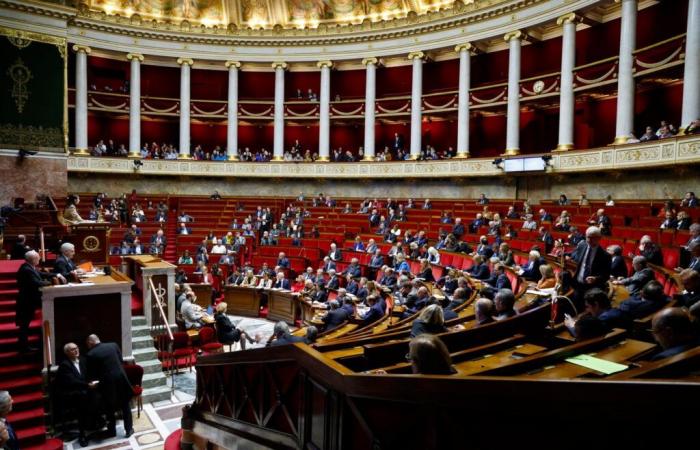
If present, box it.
[7,58,32,114]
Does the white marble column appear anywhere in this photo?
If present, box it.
[126,53,143,157]
[455,43,475,158]
[555,14,579,151]
[408,51,425,159]
[225,61,241,160]
[681,0,700,132]
[317,60,333,161]
[362,57,378,160]
[73,45,91,155]
[272,62,287,161]
[177,58,193,159]
[614,0,637,144]
[504,31,523,155]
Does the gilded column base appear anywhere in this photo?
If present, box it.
[127,151,141,158]
[408,153,420,160]
[503,148,520,156]
[227,155,239,161]
[613,135,630,145]
[553,144,574,152]
[72,148,90,156]
[454,152,470,159]
[272,155,284,161]
[316,156,330,162]
[177,154,191,160]
[362,155,375,161]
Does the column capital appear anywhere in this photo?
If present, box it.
[407,51,426,61]
[317,60,333,69]
[126,53,144,62]
[454,43,480,55]
[271,61,288,70]
[72,45,91,54]
[556,13,582,26]
[225,60,241,68]
[362,57,379,66]
[176,57,194,66]
[504,30,524,43]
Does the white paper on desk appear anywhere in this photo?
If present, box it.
[526,288,557,297]
[81,273,98,278]
[70,282,94,286]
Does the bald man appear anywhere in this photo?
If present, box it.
[650,308,700,361]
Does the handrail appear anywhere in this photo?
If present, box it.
[633,33,686,54]
[149,276,173,341]
[43,319,53,369]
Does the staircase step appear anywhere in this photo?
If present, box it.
[132,324,151,337]
[7,406,45,428]
[0,299,16,311]
[142,371,168,389]
[0,334,39,352]
[0,362,42,378]
[0,375,43,394]
[132,316,148,327]
[140,359,165,375]
[132,346,159,360]
[15,425,48,447]
[9,391,44,411]
[141,385,172,404]
[23,437,64,450]
[0,319,40,336]
[132,335,154,350]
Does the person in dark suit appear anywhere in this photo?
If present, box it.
[607,245,629,279]
[321,257,336,273]
[392,132,403,151]
[273,272,291,290]
[322,300,348,331]
[618,280,668,320]
[149,229,167,255]
[0,391,19,450]
[409,304,447,338]
[649,308,700,361]
[277,252,290,269]
[360,295,384,327]
[518,250,543,282]
[677,269,700,308]
[56,342,98,447]
[326,270,339,290]
[17,251,62,352]
[451,218,465,239]
[480,263,511,299]
[344,258,362,278]
[214,303,254,349]
[612,256,654,296]
[54,242,82,281]
[85,335,134,438]
[572,226,612,296]
[312,283,329,303]
[467,255,491,281]
[267,322,304,347]
[10,235,31,260]
[368,249,384,278]
[538,227,554,253]
[345,276,359,295]
[378,267,397,290]
[328,243,342,262]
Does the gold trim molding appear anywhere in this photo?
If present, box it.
[66,136,700,180]
[361,57,379,66]
[317,60,333,69]
[176,57,194,66]
[126,53,144,61]
[225,61,241,68]
[271,61,288,70]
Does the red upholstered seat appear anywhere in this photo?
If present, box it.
[123,363,144,417]
[199,326,223,354]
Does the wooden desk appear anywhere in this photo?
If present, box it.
[223,285,260,317]
[521,339,657,379]
[124,255,176,326]
[41,270,134,363]
[69,223,111,265]
[268,290,297,325]
[189,283,213,309]
[456,343,548,375]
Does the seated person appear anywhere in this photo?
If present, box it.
[359,295,384,327]
[410,304,448,338]
[445,287,471,311]
[304,326,318,344]
[474,298,495,326]
[415,259,434,282]
[180,292,205,329]
[178,250,193,265]
[565,288,626,336]
[608,245,629,279]
[618,280,668,320]
[178,222,192,235]
[277,252,290,269]
[480,264,511,299]
[211,239,227,255]
[326,269,340,290]
[516,250,542,282]
[149,230,167,255]
[272,271,291,290]
[407,334,456,375]
[573,315,610,341]
[467,255,490,280]
[612,256,654,296]
[535,264,556,290]
[62,194,84,225]
[214,302,254,349]
[257,272,273,289]
[649,308,700,360]
[493,289,516,321]
[678,269,700,308]
[322,300,348,331]
[267,321,305,347]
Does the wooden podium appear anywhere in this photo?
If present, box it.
[124,255,176,327]
[223,286,261,318]
[69,223,111,266]
[268,290,297,325]
[41,269,134,364]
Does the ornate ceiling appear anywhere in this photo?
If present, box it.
[79,0,464,29]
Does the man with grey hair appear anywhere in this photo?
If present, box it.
[607,245,628,279]
[0,390,18,450]
[267,321,304,347]
[55,242,83,281]
[474,298,495,326]
[17,250,62,352]
[10,234,31,260]
[56,342,96,446]
[572,226,611,297]
[322,300,348,331]
[612,256,654,296]
[494,289,516,321]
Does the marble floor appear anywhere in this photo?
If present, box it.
[60,316,277,450]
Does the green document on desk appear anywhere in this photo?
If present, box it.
[565,354,629,375]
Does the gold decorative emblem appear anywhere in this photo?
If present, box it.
[532,80,545,94]
[82,235,100,252]
[7,58,32,114]
[7,36,31,49]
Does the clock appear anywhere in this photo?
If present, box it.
[533,80,545,94]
